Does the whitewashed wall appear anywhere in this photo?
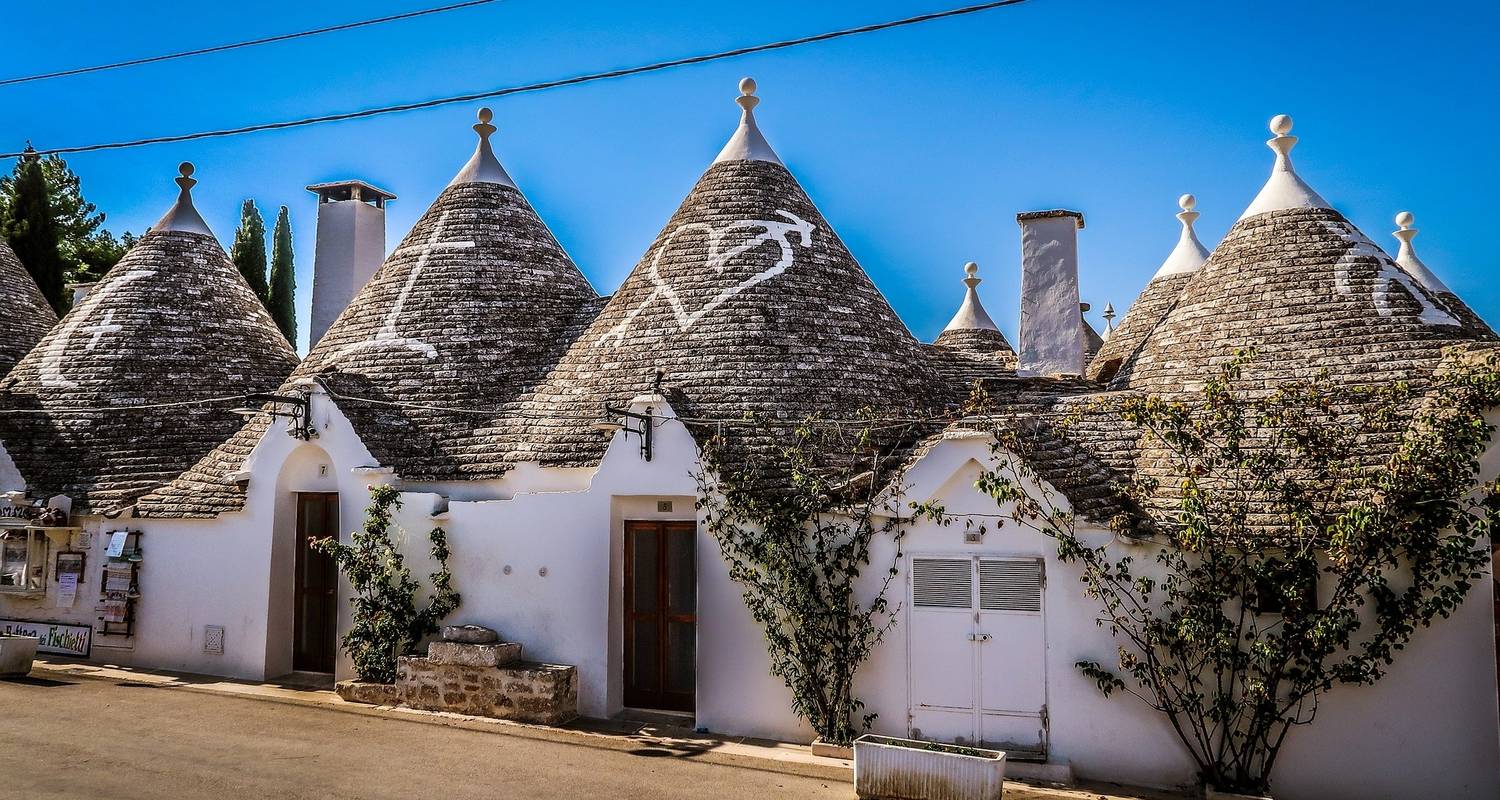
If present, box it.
[5,391,1491,800]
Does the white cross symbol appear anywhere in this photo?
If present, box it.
[39,268,156,389]
[81,310,122,351]
[336,210,473,361]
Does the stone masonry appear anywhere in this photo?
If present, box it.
[338,630,578,726]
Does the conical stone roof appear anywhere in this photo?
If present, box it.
[0,237,58,377]
[496,79,941,470]
[1391,211,1493,337]
[1088,194,1211,382]
[1111,119,1493,394]
[0,164,298,513]
[291,108,598,480]
[934,261,1017,363]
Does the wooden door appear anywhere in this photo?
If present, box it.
[624,521,696,711]
[293,492,340,673]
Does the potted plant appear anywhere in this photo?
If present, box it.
[853,734,1005,800]
[0,634,39,677]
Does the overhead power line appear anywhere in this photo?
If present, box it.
[4,0,1032,159]
[0,0,502,88]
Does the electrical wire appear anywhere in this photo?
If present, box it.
[0,1,502,89]
[4,0,1033,159]
[0,392,265,414]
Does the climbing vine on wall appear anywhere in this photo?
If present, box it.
[960,348,1500,794]
[313,485,460,684]
[693,412,927,745]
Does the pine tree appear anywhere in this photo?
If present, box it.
[268,205,297,345]
[0,149,133,291]
[0,149,68,313]
[230,199,269,303]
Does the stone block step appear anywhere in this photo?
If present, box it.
[395,657,578,726]
[427,640,522,668]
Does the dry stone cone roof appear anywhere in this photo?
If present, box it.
[0,237,58,377]
[0,164,298,514]
[1088,194,1211,382]
[1092,117,1496,533]
[1112,118,1493,394]
[497,79,942,471]
[294,108,598,480]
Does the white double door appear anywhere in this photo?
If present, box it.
[908,555,1047,756]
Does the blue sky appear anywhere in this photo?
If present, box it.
[4,1,1497,353]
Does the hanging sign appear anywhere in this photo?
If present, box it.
[0,618,92,657]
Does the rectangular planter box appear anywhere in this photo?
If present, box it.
[853,734,1005,800]
[0,634,39,677]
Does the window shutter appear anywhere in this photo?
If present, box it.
[912,558,973,609]
[979,559,1043,613]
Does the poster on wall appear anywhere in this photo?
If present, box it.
[0,618,91,657]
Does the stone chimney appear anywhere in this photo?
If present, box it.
[1016,209,1086,377]
[306,180,395,347]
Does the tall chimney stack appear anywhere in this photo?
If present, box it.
[306,180,395,348]
[1016,209,1086,377]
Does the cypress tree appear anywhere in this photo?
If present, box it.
[230,199,269,303]
[268,206,297,345]
[0,149,68,313]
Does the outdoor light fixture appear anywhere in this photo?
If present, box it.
[231,392,315,440]
[594,404,653,461]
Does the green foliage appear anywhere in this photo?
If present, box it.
[230,199,269,304]
[0,148,134,305]
[312,485,460,684]
[1,149,67,312]
[268,206,297,344]
[964,349,1500,794]
[694,413,917,745]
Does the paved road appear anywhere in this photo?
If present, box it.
[0,675,853,800]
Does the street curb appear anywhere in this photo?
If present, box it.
[29,663,855,783]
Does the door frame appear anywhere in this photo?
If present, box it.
[905,551,1049,755]
[292,491,340,674]
[622,519,697,712]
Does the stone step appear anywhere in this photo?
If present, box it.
[427,640,522,668]
[396,657,578,726]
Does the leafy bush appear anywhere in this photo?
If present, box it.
[313,485,460,683]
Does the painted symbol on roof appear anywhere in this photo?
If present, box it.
[38,268,156,389]
[598,210,815,347]
[336,210,473,362]
[1323,222,1458,327]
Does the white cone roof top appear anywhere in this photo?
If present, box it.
[1238,115,1330,220]
[1392,211,1454,295]
[449,107,517,188]
[152,162,214,235]
[1152,194,1211,279]
[713,78,784,166]
[942,261,1000,332]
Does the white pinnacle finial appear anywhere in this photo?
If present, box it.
[1239,114,1329,219]
[1101,301,1116,340]
[449,106,516,188]
[713,76,782,166]
[1152,193,1210,279]
[153,161,214,235]
[1392,210,1453,295]
[943,261,999,332]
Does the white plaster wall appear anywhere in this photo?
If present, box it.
[125,391,378,681]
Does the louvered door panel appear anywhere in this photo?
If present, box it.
[912,558,973,609]
[979,559,1043,613]
[909,557,975,731]
[977,557,1047,755]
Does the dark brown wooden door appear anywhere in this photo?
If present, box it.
[624,521,696,711]
[294,492,340,673]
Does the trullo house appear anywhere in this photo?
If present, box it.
[0,87,1494,800]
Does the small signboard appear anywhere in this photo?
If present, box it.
[0,618,91,657]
